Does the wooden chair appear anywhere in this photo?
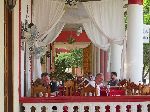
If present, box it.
[130,82,139,95]
[64,80,75,96]
[31,82,51,97]
[74,79,88,95]
[118,79,128,88]
[81,84,97,96]
[138,83,144,95]
[142,85,150,95]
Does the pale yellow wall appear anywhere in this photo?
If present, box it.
[13,0,20,111]
[13,0,32,111]
[0,1,4,112]
[0,0,30,111]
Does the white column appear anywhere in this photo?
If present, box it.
[96,48,100,73]
[0,1,4,112]
[21,50,25,97]
[25,44,32,97]
[111,44,123,79]
[126,0,143,83]
[32,57,42,81]
[13,0,20,111]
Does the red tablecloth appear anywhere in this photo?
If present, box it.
[109,89,125,96]
[100,87,125,96]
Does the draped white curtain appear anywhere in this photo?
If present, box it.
[32,0,65,41]
[31,0,65,82]
[83,20,110,50]
[61,3,89,24]
[83,0,125,45]
[38,22,65,46]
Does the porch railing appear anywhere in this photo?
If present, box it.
[20,96,150,112]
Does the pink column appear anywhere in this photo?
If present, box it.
[96,48,100,73]
[100,49,105,75]
[104,51,109,81]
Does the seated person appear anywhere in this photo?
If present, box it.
[41,72,51,87]
[33,78,43,86]
[108,72,119,86]
[50,77,59,95]
[77,76,84,84]
[95,73,104,86]
[95,73,104,96]
[34,72,50,87]
[32,72,51,97]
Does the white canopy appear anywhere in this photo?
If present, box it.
[32,0,125,51]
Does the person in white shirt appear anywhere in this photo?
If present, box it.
[95,73,104,96]
[83,73,104,96]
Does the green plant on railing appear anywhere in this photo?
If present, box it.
[40,55,45,64]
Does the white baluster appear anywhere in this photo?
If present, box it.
[79,104,84,112]
[141,102,148,112]
[47,106,52,112]
[100,104,106,112]
[131,104,137,112]
[35,106,41,112]
[57,105,63,112]
[120,104,127,112]
[68,105,74,112]
[89,104,95,112]
[110,104,116,112]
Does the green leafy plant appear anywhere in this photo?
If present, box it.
[54,49,83,79]
[143,0,150,81]
[67,37,76,44]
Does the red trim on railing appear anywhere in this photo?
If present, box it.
[19,0,21,99]
[20,96,150,103]
[128,0,143,5]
